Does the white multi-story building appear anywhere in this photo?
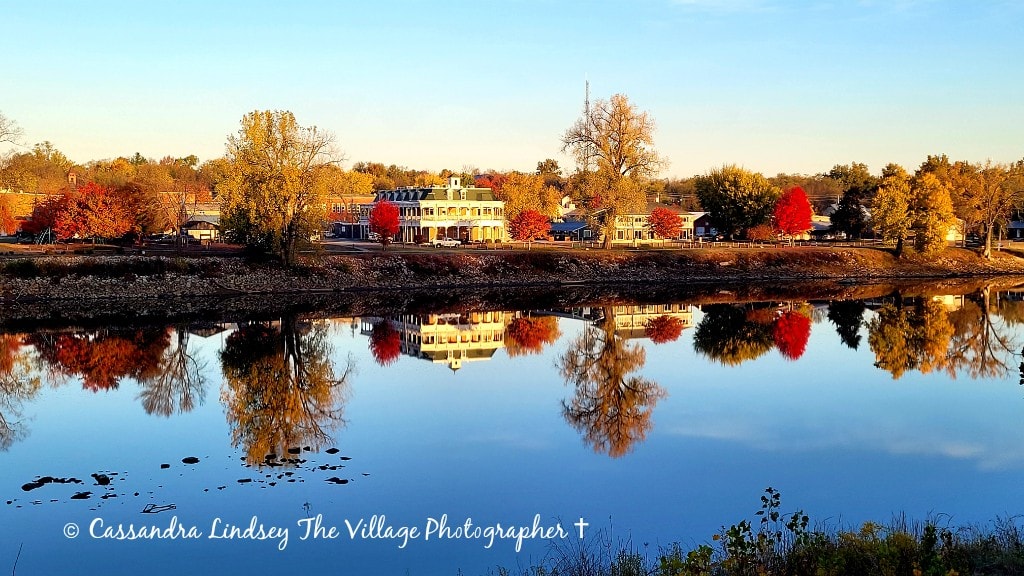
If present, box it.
[358,176,506,244]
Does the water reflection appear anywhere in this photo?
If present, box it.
[360,311,510,371]
[0,285,1022,459]
[558,307,667,458]
[0,334,40,450]
[220,316,353,464]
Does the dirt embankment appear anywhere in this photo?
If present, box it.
[2,246,1024,302]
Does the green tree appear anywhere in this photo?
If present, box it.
[219,110,337,265]
[692,304,775,366]
[562,93,663,249]
[827,162,878,239]
[872,163,913,257]
[694,165,781,239]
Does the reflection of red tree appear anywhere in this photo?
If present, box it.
[369,321,401,366]
[773,311,811,361]
[644,315,685,344]
[505,316,561,357]
[0,334,25,375]
[30,329,170,391]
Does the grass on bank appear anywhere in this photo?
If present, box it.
[487,488,1024,576]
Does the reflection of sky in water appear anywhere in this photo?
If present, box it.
[1,301,1024,574]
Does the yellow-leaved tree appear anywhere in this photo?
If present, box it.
[219,110,338,266]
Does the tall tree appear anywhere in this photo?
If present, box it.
[562,93,663,249]
[0,334,41,451]
[220,110,337,265]
[872,163,913,257]
[137,327,207,417]
[0,196,16,235]
[368,200,400,251]
[911,172,956,256]
[695,165,781,239]
[773,186,813,244]
[827,300,866,350]
[693,304,775,366]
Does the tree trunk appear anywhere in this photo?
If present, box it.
[894,236,904,258]
[983,223,993,260]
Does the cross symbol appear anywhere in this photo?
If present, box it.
[574,517,589,539]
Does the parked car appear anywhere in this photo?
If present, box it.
[430,238,461,248]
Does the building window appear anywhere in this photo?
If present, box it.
[617,230,625,240]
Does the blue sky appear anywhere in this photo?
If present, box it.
[2,0,1022,178]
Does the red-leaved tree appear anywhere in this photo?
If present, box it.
[369,320,401,366]
[50,182,135,242]
[505,316,561,356]
[645,315,685,344]
[475,173,506,196]
[647,207,683,240]
[0,196,17,235]
[773,186,813,245]
[368,200,400,251]
[772,310,811,361]
[507,209,550,249]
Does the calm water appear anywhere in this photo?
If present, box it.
[2,284,1024,574]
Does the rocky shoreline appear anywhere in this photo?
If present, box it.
[2,247,1023,327]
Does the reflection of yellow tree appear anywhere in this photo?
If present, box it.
[558,308,665,458]
[946,287,1019,379]
[137,328,208,417]
[0,334,42,450]
[692,304,774,366]
[867,298,954,379]
[221,316,354,464]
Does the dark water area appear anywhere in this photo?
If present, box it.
[2,279,1024,574]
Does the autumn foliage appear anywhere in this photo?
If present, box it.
[0,196,17,235]
[507,209,550,244]
[369,320,402,366]
[505,316,561,356]
[369,200,400,250]
[29,328,170,391]
[772,310,812,361]
[647,207,683,240]
[644,315,685,344]
[773,186,813,242]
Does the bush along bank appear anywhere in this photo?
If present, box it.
[3,247,1024,300]
[491,488,1024,576]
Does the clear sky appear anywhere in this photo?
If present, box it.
[2,0,1022,178]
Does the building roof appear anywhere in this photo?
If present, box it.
[375,186,499,203]
[550,221,589,233]
[183,215,219,229]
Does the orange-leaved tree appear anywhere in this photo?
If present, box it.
[0,196,17,235]
[645,315,685,344]
[647,207,683,240]
[505,316,561,356]
[507,209,550,249]
[773,186,813,245]
[368,200,400,251]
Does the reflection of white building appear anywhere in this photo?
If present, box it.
[537,304,696,340]
[360,311,509,371]
[611,303,695,339]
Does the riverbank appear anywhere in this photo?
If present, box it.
[2,246,1024,302]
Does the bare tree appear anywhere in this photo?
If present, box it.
[562,94,663,248]
[0,112,23,146]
